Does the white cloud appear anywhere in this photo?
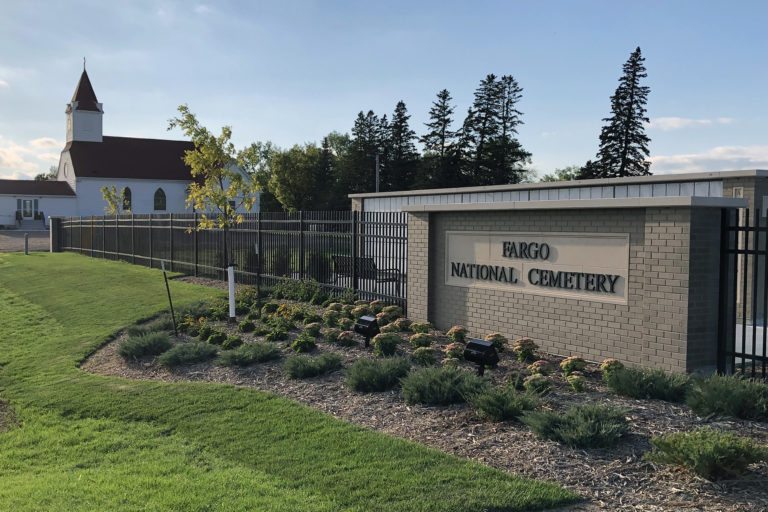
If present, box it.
[647,117,734,131]
[650,145,768,174]
[36,153,60,162]
[194,4,211,14]
[0,79,8,88]
[29,137,63,149]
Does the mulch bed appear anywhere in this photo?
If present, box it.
[81,278,768,511]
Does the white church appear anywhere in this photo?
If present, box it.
[0,68,257,229]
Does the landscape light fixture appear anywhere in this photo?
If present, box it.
[354,315,380,347]
[463,338,499,376]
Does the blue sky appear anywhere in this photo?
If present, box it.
[1,0,766,180]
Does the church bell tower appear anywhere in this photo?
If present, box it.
[66,64,103,143]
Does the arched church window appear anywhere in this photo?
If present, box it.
[154,188,166,211]
[123,187,132,212]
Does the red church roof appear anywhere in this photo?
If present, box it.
[65,136,195,180]
[71,70,101,112]
[0,180,76,196]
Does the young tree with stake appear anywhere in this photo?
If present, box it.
[168,105,261,322]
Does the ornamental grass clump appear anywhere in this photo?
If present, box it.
[512,337,538,362]
[117,332,173,359]
[521,404,628,448]
[444,342,464,360]
[484,332,508,352]
[373,333,400,357]
[466,387,540,422]
[409,333,434,349]
[158,343,218,367]
[218,342,280,367]
[345,357,411,392]
[604,366,690,403]
[523,374,552,395]
[560,356,586,376]
[446,325,468,343]
[413,347,435,366]
[527,360,552,376]
[284,353,342,379]
[645,428,768,480]
[686,374,768,421]
[411,322,432,334]
[401,366,488,406]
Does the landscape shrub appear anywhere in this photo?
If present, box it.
[266,315,294,332]
[504,370,526,390]
[446,325,468,343]
[206,331,227,345]
[484,332,508,352]
[382,305,402,317]
[235,302,249,315]
[368,300,385,314]
[401,366,488,406]
[409,333,434,349]
[373,333,400,356]
[523,374,552,395]
[290,306,309,322]
[645,428,768,480]
[235,285,260,307]
[413,347,435,366]
[512,337,538,362]
[346,357,411,392]
[605,367,690,402]
[176,301,210,321]
[218,342,281,367]
[441,357,460,369]
[411,322,432,334]
[245,311,260,322]
[252,324,271,337]
[341,304,354,318]
[559,356,587,376]
[521,404,628,448]
[207,300,229,321]
[379,322,399,333]
[284,353,342,379]
[338,317,354,331]
[527,360,552,376]
[686,374,768,421]
[324,328,341,344]
[261,302,279,315]
[197,324,213,341]
[393,318,412,332]
[238,320,256,333]
[323,310,341,327]
[117,332,173,359]
[352,305,371,320]
[600,358,625,377]
[466,387,540,422]
[304,322,322,337]
[303,313,322,324]
[177,316,201,336]
[327,302,343,312]
[336,331,357,347]
[444,342,464,360]
[265,328,288,342]
[158,343,218,367]
[222,335,243,350]
[290,332,317,353]
[567,372,586,392]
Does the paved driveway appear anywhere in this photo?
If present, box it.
[0,231,49,252]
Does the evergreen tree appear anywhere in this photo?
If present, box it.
[469,74,502,182]
[591,47,651,178]
[386,101,418,190]
[418,89,458,188]
[349,110,382,192]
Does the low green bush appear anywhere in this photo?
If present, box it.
[303,313,322,325]
[290,332,317,353]
[523,374,552,395]
[284,353,342,379]
[373,333,400,357]
[176,300,210,321]
[222,335,243,350]
[218,342,280,367]
[206,331,227,345]
[604,367,690,402]
[409,333,434,349]
[379,322,399,334]
[559,356,586,376]
[238,320,256,333]
[336,331,357,347]
[323,310,341,327]
[245,311,260,322]
[324,328,341,344]
[261,302,279,315]
[346,357,411,392]
[567,373,586,392]
[411,322,432,334]
[265,328,288,342]
[266,315,294,332]
[413,347,435,366]
[686,374,768,421]
[338,317,354,331]
[512,337,538,362]
[400,367,488,406]
[304,322,322,337]
[484,333,508,352]
[446,325,468,343]
[466,387,540,422]
[393,318,412,332]
[645,428,768,480]
[117,332,173,359]
[197,324,213,341]
[352,305,371,320]
[126,316,174,337]
[207,301,229,321]
[252,324,271,337]
[158,343,218,367]
[521,404,628,448]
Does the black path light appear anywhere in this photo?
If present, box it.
[464,339,499,376]
[354,315,380,347]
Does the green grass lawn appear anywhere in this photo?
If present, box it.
[0,252,579,511]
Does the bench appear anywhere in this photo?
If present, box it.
[331,255,401,294]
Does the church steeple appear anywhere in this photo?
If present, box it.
[66,64,103,142]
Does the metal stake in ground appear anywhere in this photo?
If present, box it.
[160,261,178,337]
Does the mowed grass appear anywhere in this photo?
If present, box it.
[0,253,579,511]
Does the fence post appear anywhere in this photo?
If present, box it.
[169,213,174,272]
[299,211,305,281]
[149,213,153,269]
[90,216,94,258]
[102,216,106,259]
[256,213,262,296]
[115,215,119,260]
[352,210,359,293]
[194,212,199,277]
[131,214,135,264]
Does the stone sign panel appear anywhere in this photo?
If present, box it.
[445,231,629,304]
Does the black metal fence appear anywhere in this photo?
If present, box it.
[719,208,768,379]
[58,211,408,311]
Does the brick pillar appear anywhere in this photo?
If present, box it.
[406,212,430,322]
[49,217,61,253]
